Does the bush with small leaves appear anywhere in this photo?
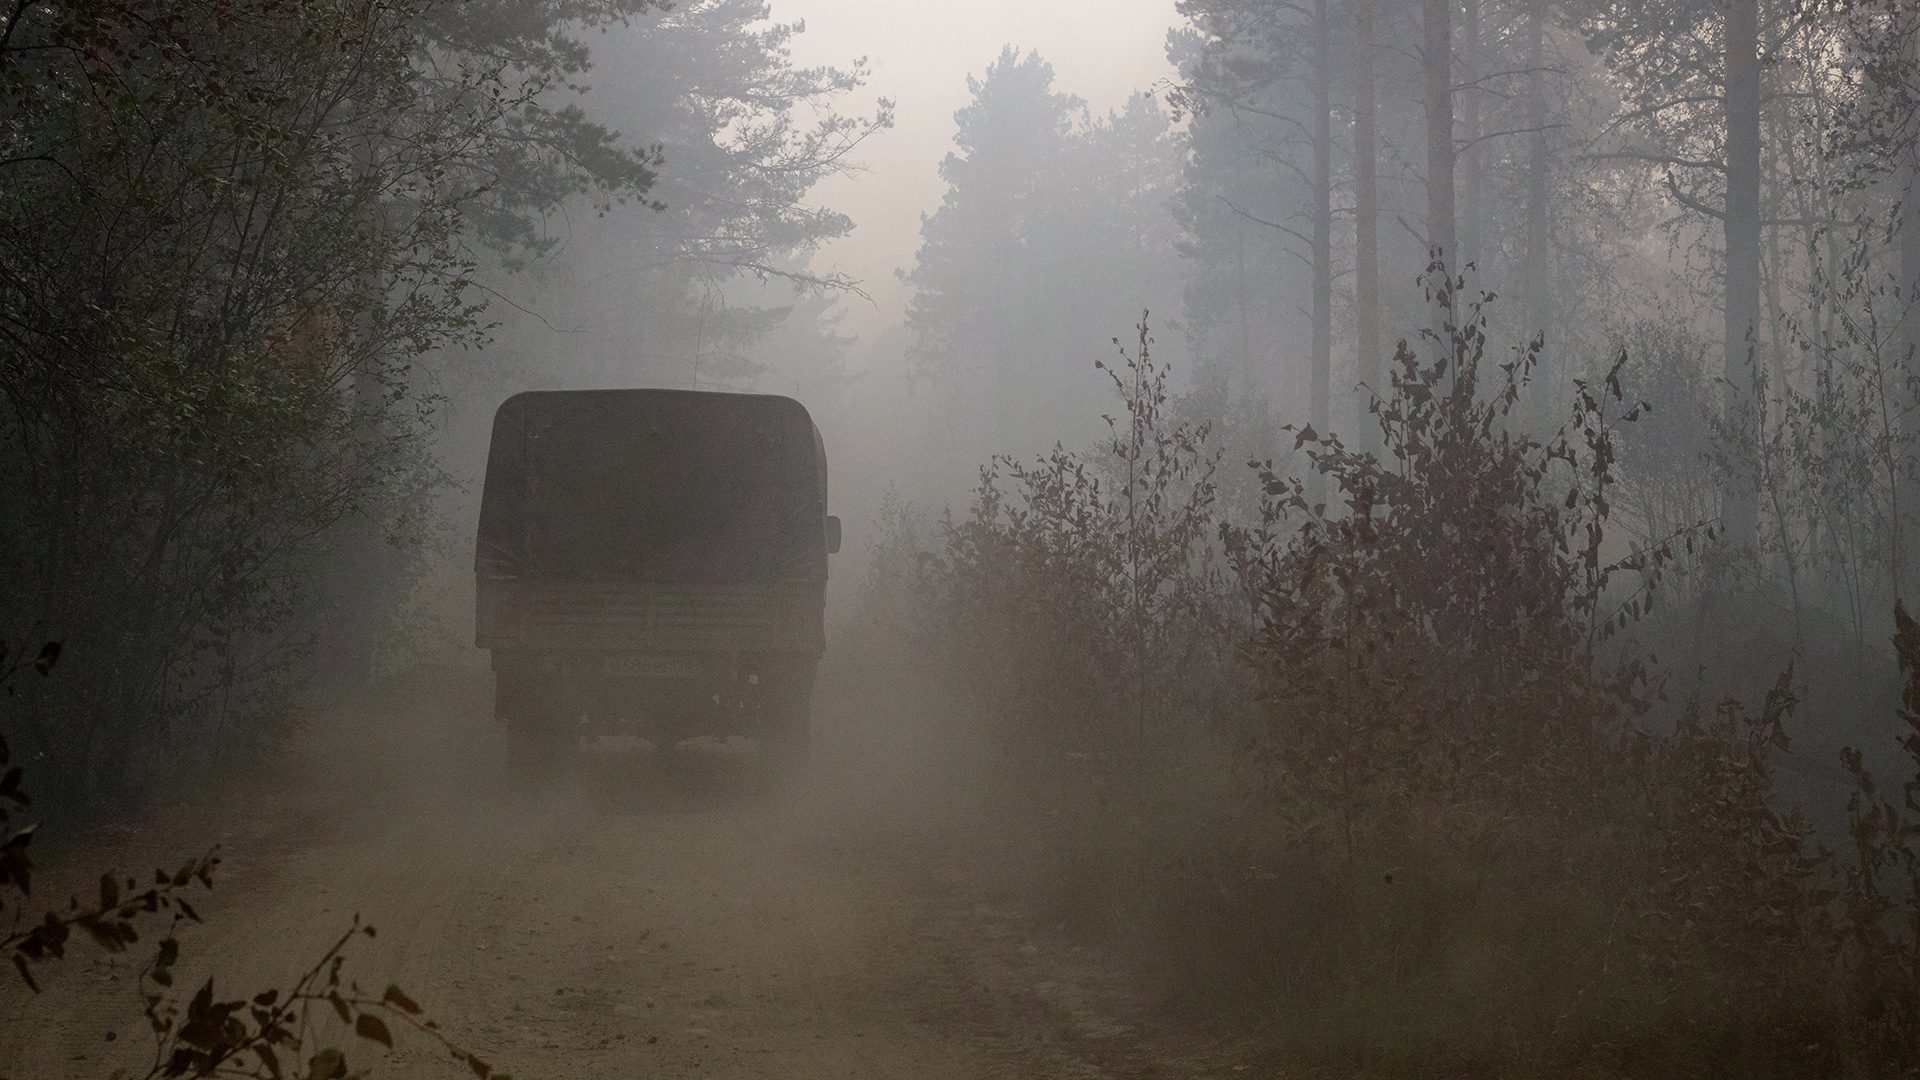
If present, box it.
[889,274,1920,1074]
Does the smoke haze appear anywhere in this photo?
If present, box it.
[8,0,1920,1076]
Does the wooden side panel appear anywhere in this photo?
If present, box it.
[476,578,825,654]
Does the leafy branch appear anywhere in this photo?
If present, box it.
[2,635,512,1079]
[131,918,514,1080]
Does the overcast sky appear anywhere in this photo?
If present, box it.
[776,0,1183,342]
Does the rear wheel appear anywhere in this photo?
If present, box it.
[637,679,707,751]
[759,658,817,787]
[495,666,577,768]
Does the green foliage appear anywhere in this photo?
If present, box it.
[412,0,670,260]
[934,315,1228,770]
[888,283,1920,1075]
[1836,600,1920,1069]
[0,635,221,996]
[127,919,512,1080]
[475,0,893,393]
[902,48,1183,456]
[0,0,669,813]
[1227,265,1680,835]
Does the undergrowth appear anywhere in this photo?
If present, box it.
[870,271,1920,1077]
[1,638,514,1079]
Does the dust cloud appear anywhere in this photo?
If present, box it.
[1,647,1199,1078]
[6,0,1920,1076]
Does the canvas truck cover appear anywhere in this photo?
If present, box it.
[475,390,829,585]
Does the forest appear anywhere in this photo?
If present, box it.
[4,0,1920,1077]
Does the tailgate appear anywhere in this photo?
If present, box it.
[477,579,824,654]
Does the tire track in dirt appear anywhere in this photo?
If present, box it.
[0,666,1248,1080]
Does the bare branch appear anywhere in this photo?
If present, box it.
[1456,122,1568,152]
[1579,149,1727,173]
[1221,196,1313,248]
[1664,171,1725,220]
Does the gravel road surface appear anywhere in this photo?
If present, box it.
[0,665,1247,1079]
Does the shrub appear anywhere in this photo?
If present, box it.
[935,315,1233,774]
[1227,267,1680,853]
[894,275,1920,1075]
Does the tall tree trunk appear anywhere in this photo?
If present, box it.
[1722,0,1762,547]
[1312,0,1332,459]
[1236,232,1253,391]
[1898,16,1920,599]
[1521,0,1550,354]
[317,368,385,698]
[1460,0,1483,269]
[1354,0,1382,424]
[1424,0,1456,266]
[1764,224,1789,415]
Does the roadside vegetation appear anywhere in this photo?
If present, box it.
[9,0,1920,1074]
[0,0,887,1074]
[0,0,885,823]
[865,278,1920,1077]
[1,636,511,1079]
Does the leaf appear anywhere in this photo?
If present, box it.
[308,1048,346,1080]
[329,992,352,1024]
[355,1013,393,1048]
[466,1054,492,1078]
[82,915,128,951]
[33,641,60,675]
[13,954,39,993]
[100,872,120,910]
[382,985,422,1014]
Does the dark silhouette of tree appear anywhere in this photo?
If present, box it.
[904,47,1181,457]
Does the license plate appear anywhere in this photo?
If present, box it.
[602,654,699,678]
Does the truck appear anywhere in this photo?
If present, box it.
[474,389,840,770]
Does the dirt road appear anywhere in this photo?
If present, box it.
[0,666,1246,1079]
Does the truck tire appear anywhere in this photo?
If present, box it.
[496,668,576,767]
[760,658,816,785]
[641,680,705,751]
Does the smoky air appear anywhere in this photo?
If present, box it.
[1,1,1916,1077]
